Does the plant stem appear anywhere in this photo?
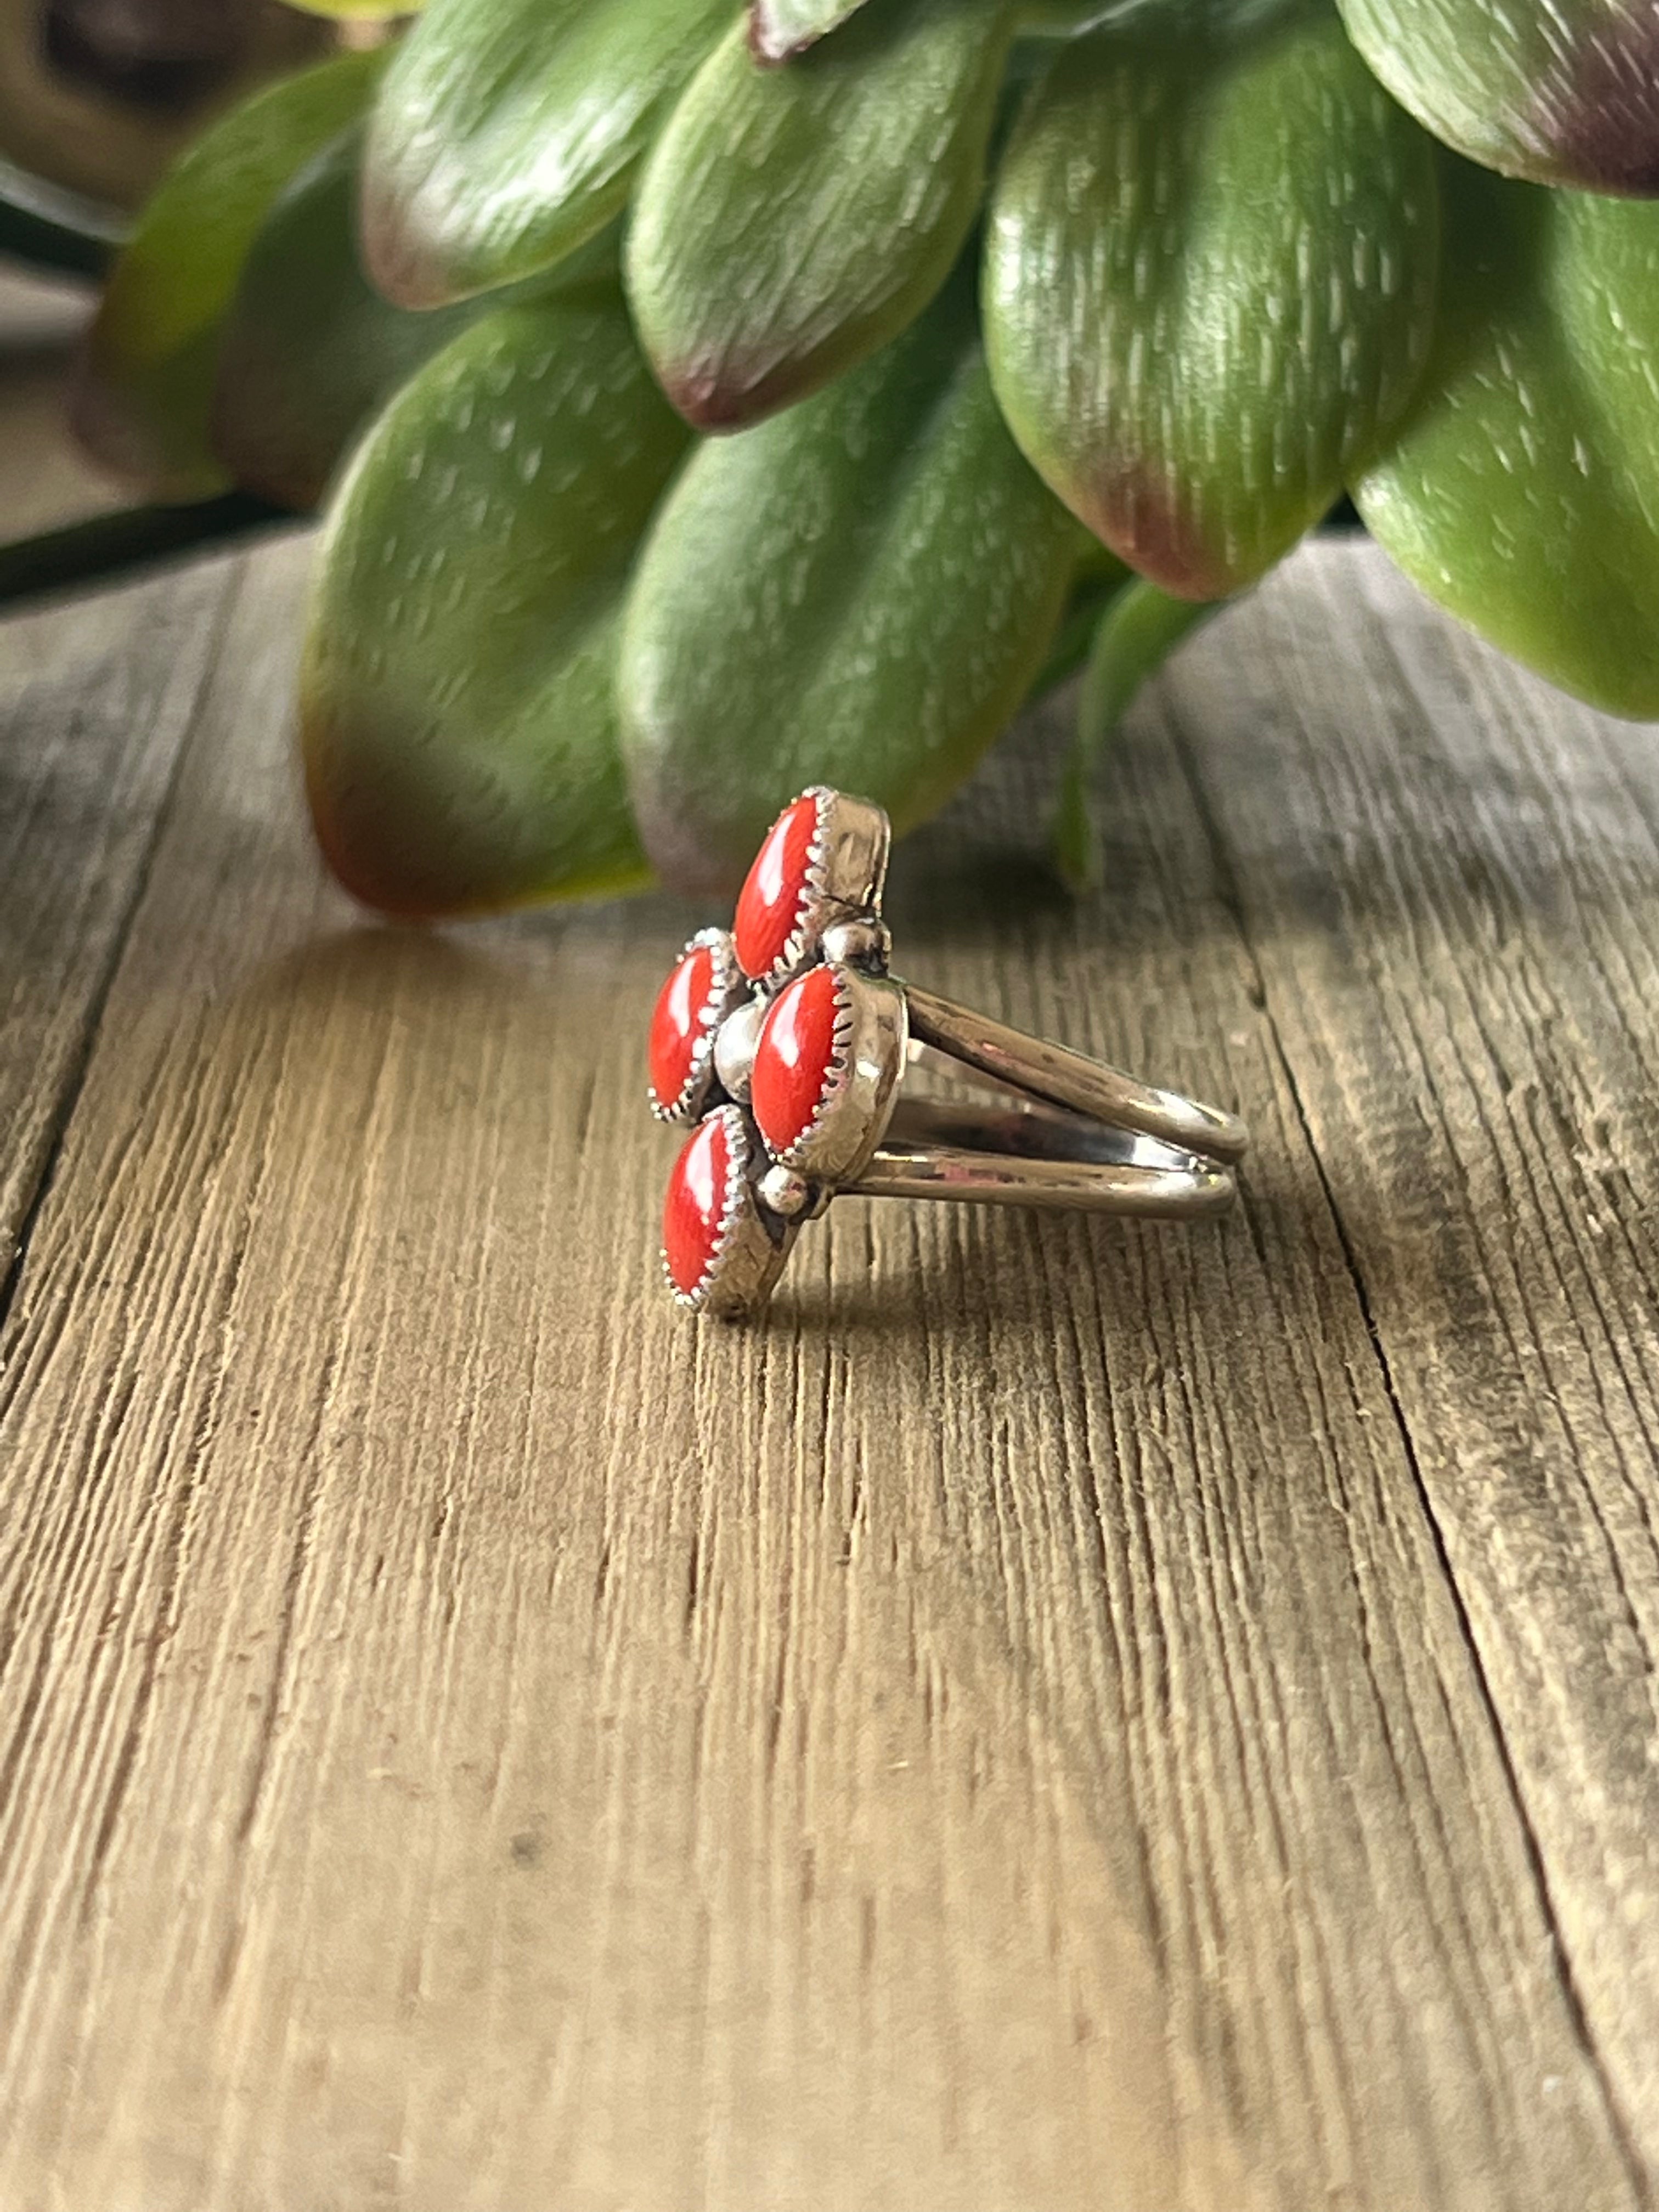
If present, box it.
[0,494,296,610]
[1053,578,1226,890]
[1025,572,1126,702]
[0,196,114,281]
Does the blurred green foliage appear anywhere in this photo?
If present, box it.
[45,0,1659,907]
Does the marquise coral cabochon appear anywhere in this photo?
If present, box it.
[733,791,821,981]
[662,1105,748,1303]
[752,963,846,1160]
[648,928,736,1121]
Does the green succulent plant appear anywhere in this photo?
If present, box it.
[59,0,1659,909]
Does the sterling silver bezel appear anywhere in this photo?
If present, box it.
[757,964,908,1184]
[648,927,746,1126]
[663,1105,797,1318]
[754,786,892,989]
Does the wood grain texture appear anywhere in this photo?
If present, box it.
[0,535,1654,2210]
[1167,545,1659,2175]
[0,552,238,1253]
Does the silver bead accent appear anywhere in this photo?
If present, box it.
[713,996,764,1103]
[758,1165,814,1219]
[820,915,891,972]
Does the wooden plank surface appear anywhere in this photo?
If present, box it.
[1167,557,1659,2176]
[0,554,239,1252]
[0,535,1655,2210]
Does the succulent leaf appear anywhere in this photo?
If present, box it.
[211,132,478,510]
[212,133,619,511]
[70,48,385,501]
[1013,0,1133,25]
[1017,0,1315,27]
[301,294,690,914]
[748,0,869,63]
[618,279,1081,896]
[1338,0,1659,195]
[984,15,1440,597]
[363,0,732,308]
[283,0,413,15]
[1355,157,1659,718]
[627,0,1013,431]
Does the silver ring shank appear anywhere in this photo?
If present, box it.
[901,983,1248,1167]
[851,1098,1237,1219]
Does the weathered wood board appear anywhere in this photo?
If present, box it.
[0,555,239,1254]
[0,535,1654,2210]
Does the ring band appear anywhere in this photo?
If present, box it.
[901,986,1248,1166]
[647,787,1248,1317]
[858,1088,1237,1218]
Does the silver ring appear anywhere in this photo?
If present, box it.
[648,787,1248,1318]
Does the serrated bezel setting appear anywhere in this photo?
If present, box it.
[735,786,891,989]
[662,1104,795,1317]
[648,927,746,1125]
[753,962,907,1183]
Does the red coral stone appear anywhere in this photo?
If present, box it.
[663,1112,737,1297]
[734,793,820,979]
[649,941,718,1111]
[753,964,842,1158]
